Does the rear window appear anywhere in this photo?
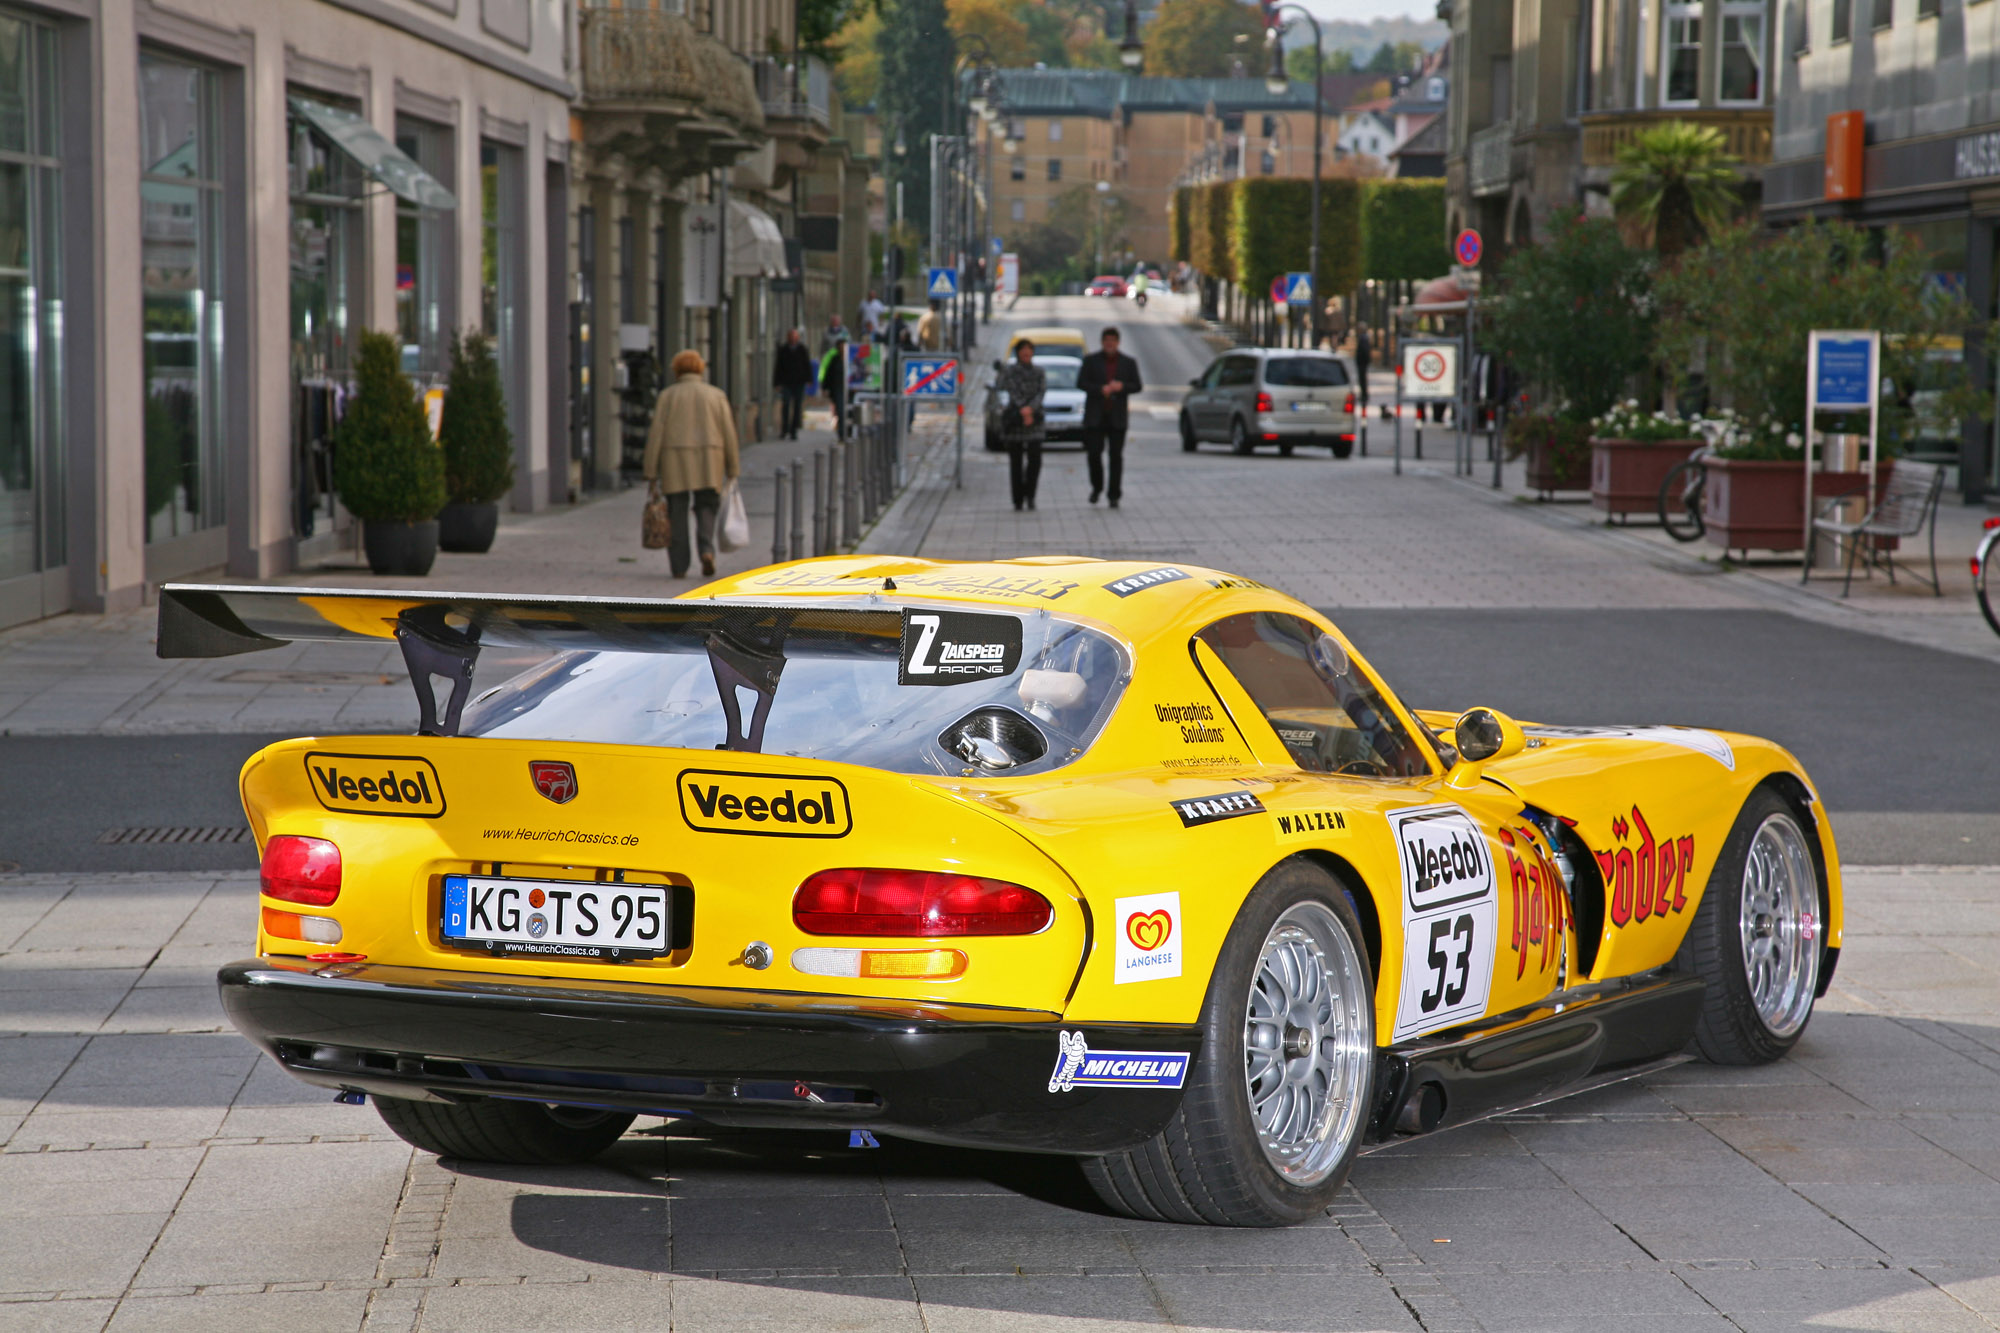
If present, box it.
[462,606,1128,777]
[1262,357,1348,388]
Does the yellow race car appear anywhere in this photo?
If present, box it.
[161,558,1841,1228]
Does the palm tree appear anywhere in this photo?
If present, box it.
[1610,122,1741,261]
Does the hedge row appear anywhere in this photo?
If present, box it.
[1172,178,1447,289]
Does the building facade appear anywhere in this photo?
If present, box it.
[1443,0,1773,254]
[0,0,870,633]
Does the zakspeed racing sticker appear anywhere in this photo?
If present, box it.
[1522,724,1736,771]
[1048,1031,1191,1091]
[1114,891,1181,983]
[898,609,1023,684]
[1390,804,1500,1041]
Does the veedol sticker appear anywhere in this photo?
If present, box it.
[1114,891,1182,983]
[1523,725,1736,771]
[1048,1031,1191,1091]
[1391,804,1499,1041]
[898,609,1023,684]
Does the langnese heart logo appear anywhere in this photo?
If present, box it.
[1126,909,1173,952]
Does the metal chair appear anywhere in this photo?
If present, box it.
[1806,457,1946,598]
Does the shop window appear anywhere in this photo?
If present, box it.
[618,214,637,325]
[288,96,368,541]
[1720,2,1766,101]
[0,12,63,586]
[1047,157,1061,181]
[394,118,451,381]
[480,140,523,453]
[1662,3,1701,103]
[141,53,228,548]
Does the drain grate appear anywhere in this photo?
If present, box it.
[97,826,254,845]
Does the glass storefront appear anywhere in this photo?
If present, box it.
[139,53,225,547]
[480,140,522,447]
[289,97,366,540]
[0,12,62,585]
[395,118,449,381]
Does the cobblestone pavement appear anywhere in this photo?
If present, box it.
[3,867,1998,1332]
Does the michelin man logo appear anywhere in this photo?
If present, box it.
[1049,1030,1090,1092]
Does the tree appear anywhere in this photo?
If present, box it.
[1049,184,1132,271]
[948,0,1037,68]
[1360,180,1448,282]
[439,330,515,505]
[876,0,954,240]
[1609,121,1742,260]
[831,3,882,105]
[1286,43,1356,80]
[1481,211,1654,423]
[1363,40,1423,73]
[333,329,445,523]
[1144,0,1263,78]
[801,0,861,57]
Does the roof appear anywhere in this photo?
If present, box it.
[1391,114,1447,158]
[988,68,1318,118]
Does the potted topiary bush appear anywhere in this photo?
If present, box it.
[1505,411,1593,498]
[334,329,446,576]
[437,330,515,553]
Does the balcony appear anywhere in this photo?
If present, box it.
[1470,122,1512,196]
[578,7,764,177]
[1580,109,1772,170]
[753,55,832,178]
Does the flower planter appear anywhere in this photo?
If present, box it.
[1590,437,1703,521]
[1524,437,1591,497]
[438,501,499,553]
[362,519,440,577]
[1703,458,1897,556]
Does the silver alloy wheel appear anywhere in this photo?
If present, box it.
[1738,812,1820,1038]
[1242,901,1372,1185]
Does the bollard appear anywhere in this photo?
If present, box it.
[812,451,825,557]
[820,450,836,554]
[772,470,788,565]
[789,460,805,561]
[827,447,843,550]
[843,440,858,544]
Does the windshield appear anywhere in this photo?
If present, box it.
[1040,359,1081,390]
[461,606,1129,777]
[1263,357,1348,388]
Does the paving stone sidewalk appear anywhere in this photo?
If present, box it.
[4,866,1997,1332]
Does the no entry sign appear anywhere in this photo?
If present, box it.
[1401,341,1459,401]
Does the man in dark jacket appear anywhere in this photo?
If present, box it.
[773,328,814,440]
[1077,326,1143,507]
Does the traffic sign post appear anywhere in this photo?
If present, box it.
[1454,228,1483,268]
[926,267,958,300]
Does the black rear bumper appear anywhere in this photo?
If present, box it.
[218,959,1199,1155]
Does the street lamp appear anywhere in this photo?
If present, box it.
[1264,10,1323,347]
[1094,178,1111,274]
[1119,0,1144,69]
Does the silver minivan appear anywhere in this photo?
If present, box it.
[1180,348,1359,457]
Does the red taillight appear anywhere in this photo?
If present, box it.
[261,835,342,906]
[793,868,1053,937]
[1985,516,2000,530]
[1255,391,1275,414]
[1344,392,1355,413]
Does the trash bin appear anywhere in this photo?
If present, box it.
[1812,432,1866,569]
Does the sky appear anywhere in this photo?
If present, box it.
[1293,0,1439,26]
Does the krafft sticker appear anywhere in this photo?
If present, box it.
[1114,891,1182,983]
[1170,791,1265,827]
[1048,1031,1191,1091]
[898,609,1023,684]
[1104,566,1191,597]
[1390,804,1499,1041]
[305,753,445,817]
[677,769,852,837]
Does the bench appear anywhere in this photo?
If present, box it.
[1806,457,1946,598]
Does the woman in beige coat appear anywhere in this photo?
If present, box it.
[641,350,741,577]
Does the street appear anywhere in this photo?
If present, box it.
[5,295,2000,1331]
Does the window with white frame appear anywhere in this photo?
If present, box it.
[1720,0,1766,101]
[1010,198,1025,221]
[1662,2,1702,103]
[1048,120,1063,141]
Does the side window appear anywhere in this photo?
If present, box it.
[1217,357,1257,387]
[1195,613,1430,778]
[1199,359,1224,388]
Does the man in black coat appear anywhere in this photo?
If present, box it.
[772,328,814,440]
[1077,326,1143,507]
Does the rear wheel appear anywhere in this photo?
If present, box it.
[1278,441,1295,457]
[1331,437,1354,460]
[374,1095,637,1165]
[1083,861,1375,1226]
[1675,789,1826,1064]
[1230,418,1253,455]
[1180,412,1199,452]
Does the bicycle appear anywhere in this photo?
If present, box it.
[1656,443,1716,543]
[1976,516,2000,636]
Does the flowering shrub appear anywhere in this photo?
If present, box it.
[1692,408,1805,461]
[1590,400,1705,443]
[1504,411,1594,475]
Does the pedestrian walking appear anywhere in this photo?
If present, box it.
[995,338,1046,511]
[641,349,741,579]
[1354,323,1372,406]
[823,313,847,352]
[860,290,887,340]
[818,338,848,439]
[916,300,943,350]
[772,328,813,440]
[1077,326,1143,508]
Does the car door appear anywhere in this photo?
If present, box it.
[1186,358,1223,436]
[1213,356,1259,432]
[1191,611,1572,1041]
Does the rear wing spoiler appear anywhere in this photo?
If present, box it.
[156,583,893,737]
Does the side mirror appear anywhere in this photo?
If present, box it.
[1189,377,1203,387]
[993,359,1004,371]
[1453,707,1526,764]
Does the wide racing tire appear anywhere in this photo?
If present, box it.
[374,1095,637,1165]
[1082,860,1376,1227]
[1674,788,1827,1065]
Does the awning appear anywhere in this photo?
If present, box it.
[727,199,789,280]
[288,96,457,211]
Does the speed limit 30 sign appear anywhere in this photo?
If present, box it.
[1401,341,1459,401]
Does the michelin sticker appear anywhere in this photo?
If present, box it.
[1390,804,1500,1041]
[1523,725,1736,771]
[1048,1031,1191,1091]
[897,609,1023,684]
[1114,891,1181,983]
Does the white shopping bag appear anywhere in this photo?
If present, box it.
[718,480,750,553]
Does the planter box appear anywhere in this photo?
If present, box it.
[1704,457,1896,555]
[1524,437,1591,496]
[1590,437,1703,519]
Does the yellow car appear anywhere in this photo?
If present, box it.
[163,558,1841,1227]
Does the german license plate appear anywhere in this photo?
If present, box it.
[1290,401,1330,413]
[442,875,669,961]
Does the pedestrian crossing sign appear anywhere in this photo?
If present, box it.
[1285,272,1314,306]
[926,267,958,299]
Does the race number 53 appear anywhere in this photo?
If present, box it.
[1421,913,1476,1013]
[1392,805,1499,1040]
